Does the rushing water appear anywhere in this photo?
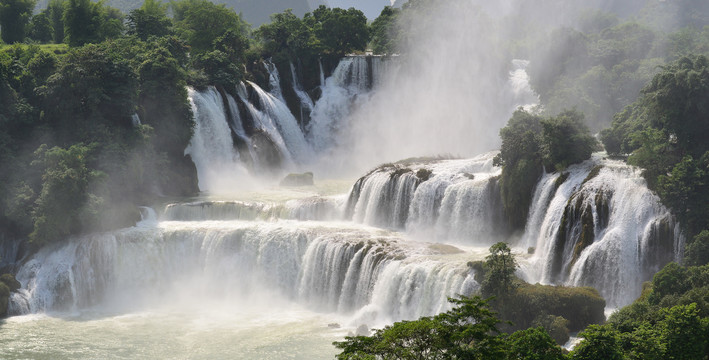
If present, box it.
[1,56,683,358]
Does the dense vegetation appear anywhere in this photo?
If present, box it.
[493,109,597,230]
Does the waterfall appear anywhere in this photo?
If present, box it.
[307,56,388,152]
[10,220,476,324]
[343,153,683,306]
[508,59,539,112]
[289,61,315,129]
[184,87,249,192]
[346,153,504,244]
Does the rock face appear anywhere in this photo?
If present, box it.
[280,172,314,187]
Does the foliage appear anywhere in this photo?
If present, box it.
[306,6,368,56]
[47,0,65,44]
[601,55,709,239]
[540,109,598,171]
[334,296,507,360]
[171,0,249,55]
[494,110,544,229]
[63,0,124,46]
[28,12,54,43]
[495,109,595,230]
[0,0,35,43]
[505,327,565,360]
[29,143,103,245]
[481,242,518,299]
[126,0,172,41]
[685,230,709,266]
[369,6,400,55]
[570,324,624,360]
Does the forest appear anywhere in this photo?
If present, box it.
[1,0,709,358]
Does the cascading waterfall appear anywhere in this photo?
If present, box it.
[307,56,390,153]
[185,87,249,192]
[343,153,683,306]
[10,218,476,326]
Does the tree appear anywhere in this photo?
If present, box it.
[307,6,369,56]
[255,9,314,60]
[493,109,544,229]
[41,44,138,144]
[657,303,707,360]
[482,242,519,299]
[63,0,124,47]
[369,6,400,55]
[334,296,506,360]
[28,12,54,43]
[127,0,172,40]
[685,230,709,266]
[29,144,103,245]
[570,324,624,360]
[0,0,36,43]
[47,0,64,43]
[171,0,249,55]
[540,109,597,171]
[505,327,565,360]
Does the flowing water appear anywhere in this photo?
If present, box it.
[2,54,682,358]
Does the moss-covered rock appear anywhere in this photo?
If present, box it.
[0,281,9,317]
[1,273,21,292]
[504,283,606,333]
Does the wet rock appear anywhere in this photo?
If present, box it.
[280,172,314,186]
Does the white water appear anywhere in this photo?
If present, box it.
[344,153,683,307]
[184,88,250,192]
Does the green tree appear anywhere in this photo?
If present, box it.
[28,12,54,43]
[0,0,36,43]
[482,242,519,299]
[127,0,172,40]
[570,324,624,360]
[493,109,544,229]
[685,230,709,266]
[307,6,369,56]
[171,0,249,55]
[63,0,123,47]
[369,6,400,55]
[505,327,565,360]
[540,109,597,171]
[41,44,138,144]
[334,296,506,360]
[47,0,65,43]
[255,9,314,60]
[657,303,707,360]
[29,144,103,245]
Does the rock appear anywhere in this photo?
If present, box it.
[355,324,370,337]
[280,172,314,187]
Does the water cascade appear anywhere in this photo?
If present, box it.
[2,52,684,358]
[343,153,683,307]
[184,87,248,192]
